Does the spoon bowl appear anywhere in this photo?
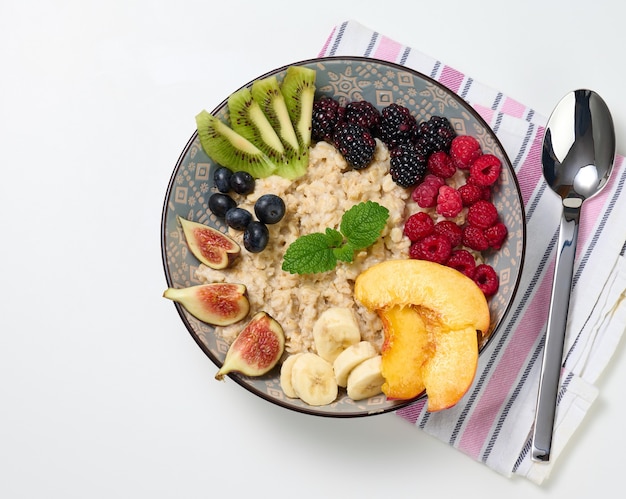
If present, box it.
[542,90,615,204]
[531,89,615,462]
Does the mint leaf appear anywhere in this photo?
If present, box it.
[282,232,337,274]
[333,241,356,263]
[340,201,390,249]
[324,227,344,248]
[281,201,390,275]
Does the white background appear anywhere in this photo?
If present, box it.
[2,0,625,497]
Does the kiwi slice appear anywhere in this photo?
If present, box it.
[251,76,300,152]
[195,110,277,178]
[195,65,316,181]
[281,66,316,150]
[274,145,309,180]
[250,73,311,180]
[228,86,285,164]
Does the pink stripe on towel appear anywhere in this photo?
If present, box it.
[373,36,402,62]
[501,97,527,119]
[439,66,465,93]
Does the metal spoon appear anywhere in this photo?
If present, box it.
[531,89,615,462]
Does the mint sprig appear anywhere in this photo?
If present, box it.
[282,201,390,275]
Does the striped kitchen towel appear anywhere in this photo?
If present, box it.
[319,20,626,485]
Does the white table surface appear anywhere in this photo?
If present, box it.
[3,1,626,497]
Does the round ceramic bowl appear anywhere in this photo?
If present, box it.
[161,56,526,417]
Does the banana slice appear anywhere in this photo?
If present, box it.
[333,341,378,387]
[312,307,362,363]
[280,353,303,398]
[347,355,385,401]
[291,353,338,406]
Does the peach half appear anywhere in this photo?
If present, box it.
[354,259,489,412]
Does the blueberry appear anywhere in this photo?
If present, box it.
[230,171,255,195]
[208,192,236,218]
[243,221,269,253]
[213,167,233,193]
[254,194,286,224]
[225,207,253,231]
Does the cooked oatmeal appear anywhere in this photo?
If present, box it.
[196,139,412,354]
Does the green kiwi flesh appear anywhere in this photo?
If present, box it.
[195,65,316,180]
[251,76,300,151]
[273,144,309,180]
[280,66,316,150]
[195,110,277,178]
[228,87,285,163]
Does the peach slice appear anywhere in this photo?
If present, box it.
[378,305,429,400]
[354,259,489,411]
[421,325,478,412]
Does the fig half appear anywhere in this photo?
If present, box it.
[215,312,285,380]
[163,283,249,326]
[179,216,240,269]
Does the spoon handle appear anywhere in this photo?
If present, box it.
[531,205,580,462]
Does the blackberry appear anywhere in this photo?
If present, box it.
[311,96,344,142]
[344,100,381,132]
[389,142,427,187]
[378,103,417,148]
[415,115,456,155]
[332,121,376,170]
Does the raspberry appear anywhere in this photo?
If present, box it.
[404,212,435,241]
[485,222,508,249]
[462,225,489,251]
[332,121,376,170]
[469,154,502,186]
[412,182,439,208]
[473,264,499,296]
[415,115,456,155]
[467,200,498,229]
[433,220,462,248]
[427,151,456,178]
[410,233,452,264]
[344,100,380,132]
[311,96,344,142]
[378,103,417,148]
[436,185,463,218]
[458,183,484,206]
[446,249,477,278]
[389,142,428,187]
[425,174,445,186]
[412,174,445,208]
[450,135,482,169]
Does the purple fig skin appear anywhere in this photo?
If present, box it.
[163,283,249,326]
[179,216,240,269]
[215,312,285,380]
